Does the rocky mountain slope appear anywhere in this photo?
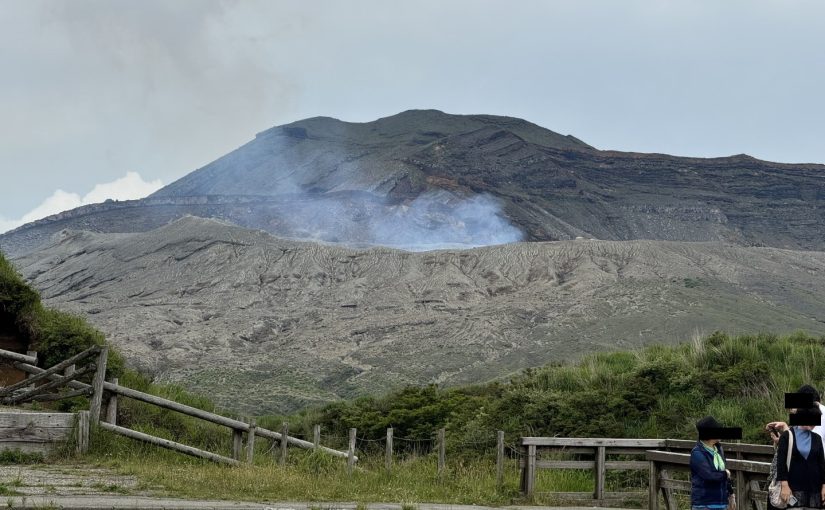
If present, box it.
[3,110,825,257]
[14,216,825,413]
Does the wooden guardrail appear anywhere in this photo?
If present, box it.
[520,437,775,504]
[0,347,355,465]
[646,450,770,510]
[520,437,667,501]
[0,411,76,454]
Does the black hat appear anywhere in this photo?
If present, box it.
[696,416,723,431]
[696,415,742,440]
[798,384,821,404]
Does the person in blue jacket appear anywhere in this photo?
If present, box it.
[691,416,734,510]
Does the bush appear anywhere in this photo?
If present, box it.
[0,251,124,379]
[285,331,825,447]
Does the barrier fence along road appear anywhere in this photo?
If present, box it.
[1,346,778,509]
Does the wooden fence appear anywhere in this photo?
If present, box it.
[0,347,353,465]
[0,344,780,509]
[647,450,770,510]
[0,411,76,454]
[520,437,774,507]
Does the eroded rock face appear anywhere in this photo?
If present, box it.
[2,110,824,257]
[14,216,825,414]
[4,110,825,413]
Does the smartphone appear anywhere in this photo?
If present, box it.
[788,495,798,506]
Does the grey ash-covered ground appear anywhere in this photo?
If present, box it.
[14,216,825,413]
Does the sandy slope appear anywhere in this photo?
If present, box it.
[14,216,825,413]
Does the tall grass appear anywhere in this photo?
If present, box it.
[81,435,598,505]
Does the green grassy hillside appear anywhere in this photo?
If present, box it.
[286,331,820,448]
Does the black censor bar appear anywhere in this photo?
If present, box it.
[785,392,816,409]
[789,411,822,426]
[698,427,743,440]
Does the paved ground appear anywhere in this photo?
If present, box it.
[0,464,149,497]
[0,498,635,510]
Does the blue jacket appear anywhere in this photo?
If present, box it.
[690,441,732,506]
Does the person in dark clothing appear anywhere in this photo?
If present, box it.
[776,407,825,509]
[691,416,735,510]
[765,385,825,510]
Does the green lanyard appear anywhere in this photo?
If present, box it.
[702,443,726,471]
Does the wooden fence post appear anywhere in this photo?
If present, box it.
[649,460,660,510]
[246,418,256,464]
[595,445,606,500]
[313,425,320,449]
[232,426,243,460]
[89,346,109,425]
[496,430,504,488]
[735,446,745,510]
[385,427,393,473]
[437,428,446,479]
[105,377,118,425]
[280,422,289,465]
[76,410,90,454]
[347,428,356,475]
[660,468,676,510]
[25,351,37,391]
[525,443,537,497]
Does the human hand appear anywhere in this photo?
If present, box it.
[728,494,737,510]
[767,422,789,433]
[820,485,825,503]
[780,482,791,503]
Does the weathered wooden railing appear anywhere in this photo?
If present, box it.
[0,411,78,454]
[520,437,774,506]
[647,450,770,510]
[0,347,354,465]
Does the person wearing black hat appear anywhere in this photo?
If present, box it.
[775,406,825,509]
[691,416,734,510]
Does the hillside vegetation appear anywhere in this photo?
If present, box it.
[87,330,822,505]
[288,331,818,447]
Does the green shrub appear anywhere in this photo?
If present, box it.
[0,252,123,379]
[0,449,44,464]
[283,331,825,446]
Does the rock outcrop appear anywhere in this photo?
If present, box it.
[14,216,825,413]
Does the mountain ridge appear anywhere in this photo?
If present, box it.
[3,109,825,256]
[13,215,825,413]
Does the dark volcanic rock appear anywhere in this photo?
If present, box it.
[2,109,824,256]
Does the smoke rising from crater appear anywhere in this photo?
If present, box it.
[369,192,524,251]
[245,188,524,252]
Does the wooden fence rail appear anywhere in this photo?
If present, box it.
[520,437,775,505]
[0,348,37,365]
[0,348,354,464]
[647,450,770,510]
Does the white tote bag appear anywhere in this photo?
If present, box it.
[768,430,794,509]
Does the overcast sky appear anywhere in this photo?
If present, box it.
[2,0,824,233]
